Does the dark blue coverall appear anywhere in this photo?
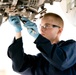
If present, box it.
[7,34,76,75]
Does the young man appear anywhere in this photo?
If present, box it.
[7,13,76,75]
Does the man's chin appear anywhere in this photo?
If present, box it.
[41,34,45,37]
[41,35,48,40]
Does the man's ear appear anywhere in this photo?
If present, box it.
[58,27,63,34]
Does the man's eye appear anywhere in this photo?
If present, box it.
[45,24,49,27]
[45,25,48,27]
[52,25,60,28]
[52,25,57,27]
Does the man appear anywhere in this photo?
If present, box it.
[7,13,76,75]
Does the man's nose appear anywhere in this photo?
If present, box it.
[40,27,46,32]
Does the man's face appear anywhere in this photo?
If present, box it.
[39,16,62,42]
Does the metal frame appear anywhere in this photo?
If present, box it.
[66,0,76,13]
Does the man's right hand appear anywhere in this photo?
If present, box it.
[8,16,22,32]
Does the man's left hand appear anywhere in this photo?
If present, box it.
[21,17,39,39]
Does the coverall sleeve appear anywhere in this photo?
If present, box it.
[7,37,38,72]
[34,34,76,71]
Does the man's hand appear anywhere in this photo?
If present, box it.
[21,17,39,39]
[8,16,22,32]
